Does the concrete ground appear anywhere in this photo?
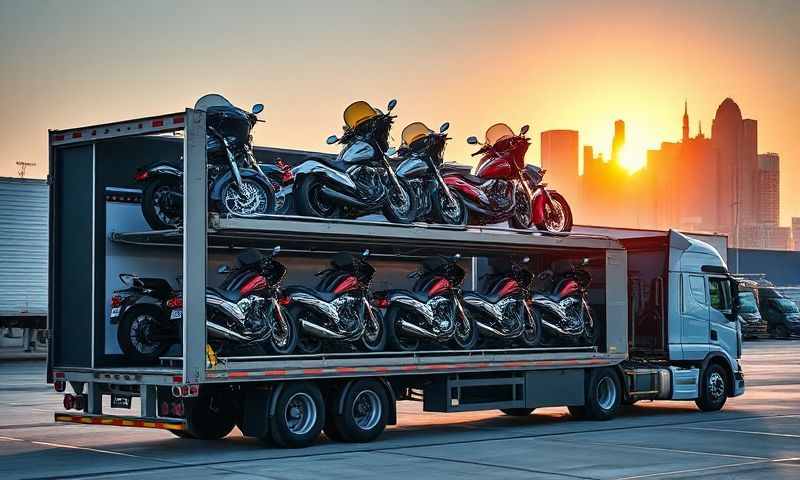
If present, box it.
[1,340,798,480]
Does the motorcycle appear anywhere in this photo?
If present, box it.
[395,121,468,225]
[283,250,386,354]
[292,99,417,223]
[530,258,596,345]
[135,94,276,230]
[114,247,299,361]
[462,257,541,347]
[442,123,572,232]
[376,255,478,351]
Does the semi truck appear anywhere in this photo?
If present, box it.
[47,106,744,448]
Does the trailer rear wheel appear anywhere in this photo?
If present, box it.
[500,408,535,417]
[270,382,325,448]
[184,391,236,440]
[570,368,620,421]
[332,379,388,443]
[695,363,728,412]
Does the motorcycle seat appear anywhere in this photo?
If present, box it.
[207,287,242,303]
[307,155,349,174]
[283,285,338,303]
[443,170,485,185]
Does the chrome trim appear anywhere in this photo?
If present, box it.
[339,141,375,163]
[206,293,246,321]
[399,320,438,339]
[300,319,347,339]
[289,292,340,320]
[291,160,357,190]
[206,321,250,342]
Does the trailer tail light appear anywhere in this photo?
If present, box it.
[54,380,66,393]
[110,294,123,308]
[166,297,183,309]
[160,401,170,416]
[134,170,149,181]
[171,384,199,398]
[73,395,85,411]
[63,394,75,410]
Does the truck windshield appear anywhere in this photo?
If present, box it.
[775,298,799,313]
[737,292,758,313]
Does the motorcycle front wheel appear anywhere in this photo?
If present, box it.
[536,192,573,233]
[508,190,533,230]
[431,186,468,226]
[141,176,181,230]
[117,304,173,363]
[289,305,324,355]
[451,308,479,350]
[295,175,342,219]
[382,178,417,224]
[219,176,275,218]
[361,307,387,352]
[517,304,543,348]
[267,305,299,355]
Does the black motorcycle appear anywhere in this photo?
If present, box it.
[292,99,417,223]
[283,251,386,354]
[135,94,276,230]
[530,258,596,345]
[114,247,298,361]
[376,255,478,351]
[395,121,468,225]
[462,257,541,347]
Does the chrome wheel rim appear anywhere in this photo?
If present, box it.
[223,179,270,216]
[352,390,381,431]
[130,314,159,354]
[596,377,617,410]
[708,372,725,400]
[152,186,179,226]
[440,189,463,224]
[544,200,566,232]
[284,392,317,435]
[272,308,290,349]
[388,184,412,217]
[514,192,531,227]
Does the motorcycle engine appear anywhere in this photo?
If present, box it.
[428,296,454,334]
[486,179,513,210]
[351,166,385,204]
[237,296,271,336]
[331,294,362,334]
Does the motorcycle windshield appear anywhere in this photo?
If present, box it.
[484,123,515,146]
[195,93,234,111]
[401,122,433,147]
[343,101,380,130]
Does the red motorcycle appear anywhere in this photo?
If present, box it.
[442,123,572,232]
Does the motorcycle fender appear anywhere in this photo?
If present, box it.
[286,291,340,320]
[443,176,488,205]
[143,164,182,180]
[386,291,435,323]
[531,188,547,225]
[112,294,143,325]
[208,168,274,202]
[291,160,357,190]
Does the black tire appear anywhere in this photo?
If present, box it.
[382,178,417,224]
[116,304,172,363]
[500,408,535,417]
[431,186,468,226]
[508,189,533,230]
[289,306,324,354]
[695,363,728,412]
[169,429,196,439]
[323,390,345,442]
[385,307,421,352]
[517,304,542,348]
[219,176,275,218]
[267,305,299,355]
[295,175,342,219]
[332,380,389,443]
[772,324,790,339]
[535,192,573,233]
[360,307,387,352]
[451,306,479,350]
[571,368,621,421]
[184,390,236,440]
[270,382,325,448]
[141,176,181,230]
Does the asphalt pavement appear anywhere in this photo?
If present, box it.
[0,339,798,479]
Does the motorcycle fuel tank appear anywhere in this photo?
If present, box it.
[395,156,428,178]
[338,140,376,165]
[475,154,515,180]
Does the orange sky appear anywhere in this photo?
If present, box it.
[1,0,798,224]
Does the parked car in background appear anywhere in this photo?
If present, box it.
[736,279,765,338]
[758,287,800,338]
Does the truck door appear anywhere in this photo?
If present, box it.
[681,274,710,359]
[707,276,738,359]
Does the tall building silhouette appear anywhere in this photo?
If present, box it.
[540,130,579,205]
[757,153,780,225]
[682,100,689,143]
[611,120,625,163]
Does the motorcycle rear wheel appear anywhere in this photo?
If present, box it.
[289,305,324,354]
[117,304,173,363]
[141,176,181,230]
[295,175,342,219]
[431,186,468,226]
[535,192,573,233]
[385,307,421,352]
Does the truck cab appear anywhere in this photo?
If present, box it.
[758,287,800,338]
[735,280,765,338]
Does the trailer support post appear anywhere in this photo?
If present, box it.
[182,108,207,384]
[141,385,157,418]
[86,383,103,415]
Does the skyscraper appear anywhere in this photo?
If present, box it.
[757,153,780,224]
[611,120,625,163]
[540,130,579,204]
[682,100,689,143]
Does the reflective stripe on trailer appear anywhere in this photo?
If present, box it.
[205,358,611,381]
[50,113,185,146]
[54,413,185,431]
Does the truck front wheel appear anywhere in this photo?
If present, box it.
[695,364,728,412]
[569,368,621,421]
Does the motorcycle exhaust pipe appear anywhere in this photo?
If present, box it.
[399,320,438,339]
[206,321,251,342]
[300,319,347,340]
[540,318,583,336]
[319,186,369,209]
[475,320,510,338]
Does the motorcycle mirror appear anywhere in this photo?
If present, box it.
[439,122,450,133]
[362,249,370,257]
[326,135,339,145]
[520,124,530,135]
[387,99,397,111]
[217,264,231,274]
[522,256,530,263]
[252,103,264,115]
[272,246,281,256]
[466,136,479,145]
